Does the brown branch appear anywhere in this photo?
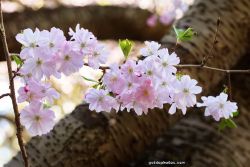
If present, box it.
[176,64,250,74]
[0,93,10,99]
[11,66,21,81]
[201,17,221,66]
[0,1,29,167]
[227,72,232,101]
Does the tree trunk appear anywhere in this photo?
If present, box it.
[0,5,168,61]
[5,0,250,166]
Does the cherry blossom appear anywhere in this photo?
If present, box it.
[85,89,119,112]
[103,64,125,94]
[57,42,84,76]
[69,24,97,53]
[38,27,66,54]
[147,14,158,27]
[197,93,238,121]
[157,48,180,74]
[140,41,161,57]
[20,52,59,79]
[17,80,59,103]
[14,25,239,137]
[15,28,41,59]
[169,75,202,115]
[20,102,55,136]
[87,43,108,69]
[159,10,176,25]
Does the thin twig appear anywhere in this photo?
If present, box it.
[0,1,29,167]
[0,93,10,99]
[176,64,250,73]
[201,17,221,66]
[227,72,232,101]
[11,66,21,81]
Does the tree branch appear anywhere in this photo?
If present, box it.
[176,64,250,73]
[201,17,221,66]
[0,93,10,99]
[0,1,29,167]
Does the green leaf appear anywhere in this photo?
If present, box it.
[223,86,228,94]
[92,84,100,89]
[173,26,195,42]
[12,54,23,66]
[232,111,239,117]
[119,39,134,59]
[43,102,52,109]
[219,118,237,131]
[82,76,99,84]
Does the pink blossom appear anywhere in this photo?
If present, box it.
[38,27,66,54]
[121,100,147,116]
[20,102,55,136]
[20,52,60,80]
[121,60,142,79]
[140,41,161,57]
[169,75,202,115]
[69,24,97,53]
[197,93,238,121]
[159,10,176,25]
[17,80,59,103]
[87,43,108,69]
[138,58,160,80]
[157,48,180,74]
[147,14,158,27]
[57,42,84,76]
[134,79,155,107]
[103,64,125,94]
[16,28,41,59]
[85,89,119,112]
[17,81,44,103]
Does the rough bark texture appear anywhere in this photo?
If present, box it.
[131,55,250,167]
[5,0,250,166]
[0,5,168,61]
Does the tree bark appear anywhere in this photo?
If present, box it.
[5,0,250,166]
[130,55,250,167]
[0,5,168,61]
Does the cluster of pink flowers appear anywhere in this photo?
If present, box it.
[85,41,202,115]
[147,0,189,27]
[197,93,238,121]
[15,25,239,136]
[16,24,108,136]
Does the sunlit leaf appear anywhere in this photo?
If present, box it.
[82,76,99,84]
[219,118,237,131]
[119,39,134,59]
[12,54,23,66]
[173,26,195,42]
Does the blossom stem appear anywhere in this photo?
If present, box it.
[0,1,29,167]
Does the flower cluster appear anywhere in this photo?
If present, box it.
[15,25,239,136]
[85,41,202,115]
[197,93,238,121]
[147,0,189,27]
[16,24,108,136]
